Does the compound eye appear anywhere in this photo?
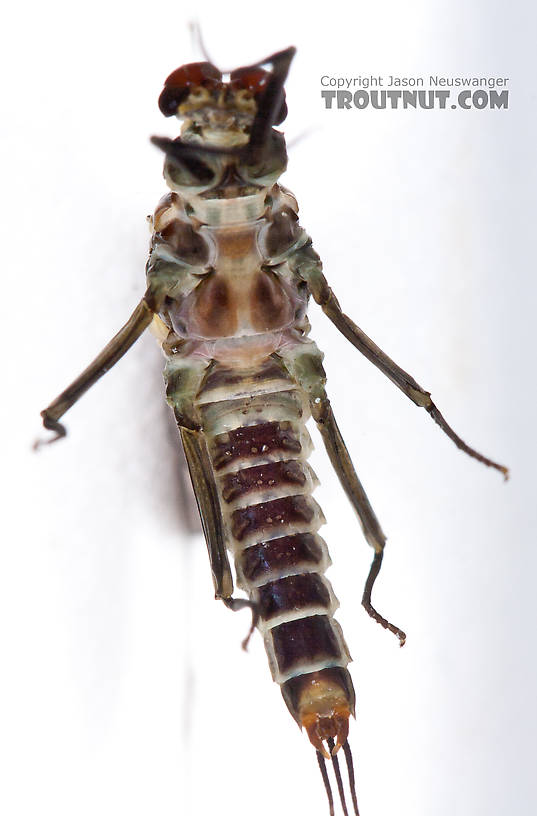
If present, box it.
[158,62,222,116]
[230,67,270,95]
[164,61,222,88]
[230,66,287,125]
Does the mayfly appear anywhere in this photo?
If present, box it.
[38,47,508,814]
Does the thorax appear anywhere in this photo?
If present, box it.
[148,185,308,364]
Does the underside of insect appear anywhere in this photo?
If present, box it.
[38,46,508,815]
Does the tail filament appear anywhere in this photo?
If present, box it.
[316,740,360,816]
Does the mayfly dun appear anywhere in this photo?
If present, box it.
[37,47,508,814]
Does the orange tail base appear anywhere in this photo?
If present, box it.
[280,667,355,759]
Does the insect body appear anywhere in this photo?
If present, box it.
[39,47,508,814]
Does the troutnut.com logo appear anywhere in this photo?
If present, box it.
[321,75,509,110]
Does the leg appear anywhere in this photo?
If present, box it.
[180,426,233,600]
[243,46,296,166]
[311,394,406,646]
[37,295,155,444]
[276,344,405,645]
[222,597,259,651]
[291,245,509,479]
[168,359,259,644]
[180,427,258,649]
[165,356,232,599]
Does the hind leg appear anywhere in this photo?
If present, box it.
[277,342,405,645]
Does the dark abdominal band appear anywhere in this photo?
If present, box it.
[197,360,355,724]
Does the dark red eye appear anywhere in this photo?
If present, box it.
[230,67,270,94]
[164,62,222,89]
[230,66,287,125]
[158,62,222,116]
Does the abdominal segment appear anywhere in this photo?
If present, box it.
[153,182,355,753]
[192,360,355,747]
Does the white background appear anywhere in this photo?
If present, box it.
[2,2,535,815]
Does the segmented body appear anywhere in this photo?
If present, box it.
[39,48,507,813]
[148,178,355,745]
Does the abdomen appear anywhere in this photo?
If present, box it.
[196,357,355,749]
